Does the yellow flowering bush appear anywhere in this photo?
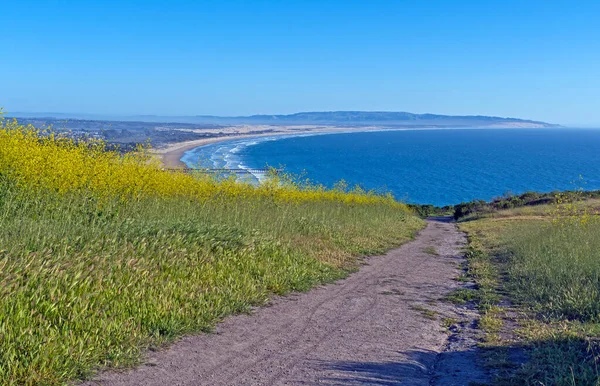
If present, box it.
[0,118,406,209]
[0,116,422,385]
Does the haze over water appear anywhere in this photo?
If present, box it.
[182,128,600,207]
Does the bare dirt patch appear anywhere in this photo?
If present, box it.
[84,218,487,385]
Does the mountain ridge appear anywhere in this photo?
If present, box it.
[7,110,559,127]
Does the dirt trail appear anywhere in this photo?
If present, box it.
[85,218,487,385]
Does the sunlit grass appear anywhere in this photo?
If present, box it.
[507,221,600,321]
[459,199,600,385]
[0,117,423,384]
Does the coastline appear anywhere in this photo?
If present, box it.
[153,123,558,169]
[155,133,278,168]
[154,126,385,168]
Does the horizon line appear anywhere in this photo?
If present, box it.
[4,109,557,123]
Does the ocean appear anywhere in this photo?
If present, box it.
[180,128,600,207]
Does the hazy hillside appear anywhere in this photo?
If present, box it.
[230,111,555,126]
[8,111,558,127]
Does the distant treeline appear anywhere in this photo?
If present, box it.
[409,189,600,220]
[407,203,454,217]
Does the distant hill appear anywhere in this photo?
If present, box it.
[7,111,558,127]
[218,111,557,127]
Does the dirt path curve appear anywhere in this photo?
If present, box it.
[86,218,486,385]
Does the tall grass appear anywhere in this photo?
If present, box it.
[502,219,600,385]
[0,118,423,384]
[507,221,600,321]
[461,200,600,385]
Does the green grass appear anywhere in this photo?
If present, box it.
[459,203,600,385]
[423,246,439,255]
[446,247,499,309]
[0,180,423,385]
[507,221,600,321]
[410,304,438,320]
[442,317,459,328]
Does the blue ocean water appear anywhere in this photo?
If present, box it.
[181,129,600,206]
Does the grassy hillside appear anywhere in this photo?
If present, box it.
[457,197,600,385]
[0,118,424,385]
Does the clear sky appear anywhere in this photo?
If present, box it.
[2,0,599,125]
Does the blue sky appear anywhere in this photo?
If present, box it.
[2,0,599,125]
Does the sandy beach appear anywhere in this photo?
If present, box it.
[153,125,384,168]
[154,133,274,168]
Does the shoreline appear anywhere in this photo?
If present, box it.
[155,132,281,168]
[154,126,387,168]
[153,123,561,169]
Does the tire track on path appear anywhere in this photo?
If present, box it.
[85,218,488,385]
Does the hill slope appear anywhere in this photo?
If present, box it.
[9,111,558,127]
